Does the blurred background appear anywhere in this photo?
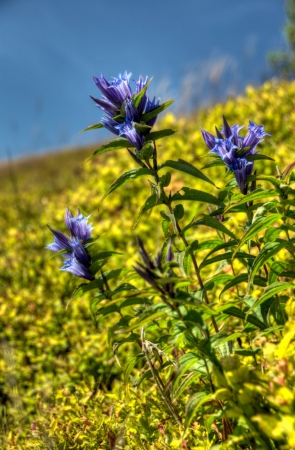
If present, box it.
[0,0,285,161]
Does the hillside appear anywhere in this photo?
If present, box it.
[1,79,295,448]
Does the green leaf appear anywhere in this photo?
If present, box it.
[204,274,234,290]
[202,239,238,260]
[71,279,103,300]
[264,227,282,243]
[197,239,224,250]
[249,281,293,311]
[220,306,267,330]
[234,214,283,255]
[173,371,202,400]
[85,138,133,162]
[160,160,214,186]
[80,122,104,133]
[128,303,170,331]
[133,122,152,134]
[183,240,199,276]
[246,154,275,162]
[101,168,152,201]
[225,189,280,213]
[200,251,254,270]
[182,216,236,239]
[201,159,225,169]
[172,187,224,207]
[120,297,151,309]
[96,304,120,317]
[235,348,261,356]
[132,77,153,108]
[247,175,281,188]
[249,242,289,284]
[133,194,164,228]
[268,260,289,284]
[91,251,122,263]
[145,128,176,142]
[184,392,212,431]
[220,274,266,297]
[140,99,174,123]
[124,354,145,383]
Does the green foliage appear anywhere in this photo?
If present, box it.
[269,0,295,78]
[2,79,295,449]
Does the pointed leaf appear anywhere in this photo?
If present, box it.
[225,189,280,213]
[282,161,295,179]
[220,274,266,297]
[101,168,152,201]
[91,251,122,263]
[132,77,153,108]
[160,160,214,186]
[184,392,212,431]
[182,215,236,239]
[172,187,224,207]
[140,99,174,123]
[249,242,289,284]
[249,281,293,311]
[133,194,164,228]
[220,306,267,330]
[80,122,104,133]
[85,138,134,162]
[268,260,289,284]
[201,159,225,169]
[247,175,281,188]
[71,279,103,300]
[145,128,176,142]
[200,251,254,270]
[246,154,275,162]
[234,214,283,255]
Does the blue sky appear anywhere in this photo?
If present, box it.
[0,0,285,160]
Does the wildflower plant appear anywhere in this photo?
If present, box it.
[46,72,295,449]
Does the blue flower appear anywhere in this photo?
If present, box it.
[65,207,93,244]
[46,227,70,253]
[47,207,94,281]
[116,120,144,150]
[144,96,160,127]
[61,254,94,281]
[92,71,132,110]
[90,71,161,148]
[201,117,270,193]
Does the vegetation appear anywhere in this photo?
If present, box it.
[1,79,295,449]
[269,0,295,78]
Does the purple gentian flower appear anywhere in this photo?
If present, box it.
[46,226,70,252]
[61,254,94,281]
[69,237,91,267]
[91,71,161,142]
[93,71,132,109]
[145,96,160,128]
[100,117,120,136]
[229,158,253,194]
[47,207,94,281]
[116,120,144,150]
[65,207,93,244]
[125,99,140,123]
[201,116,270,194]
[89,95,119,117]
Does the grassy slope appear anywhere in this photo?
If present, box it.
[1,79,295,447]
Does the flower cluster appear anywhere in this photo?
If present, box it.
[134,238,174,296]
[90,71,160,150]
[46,207,94,281]
[201,117,270,194]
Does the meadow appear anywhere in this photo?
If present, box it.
[1,79,295,449]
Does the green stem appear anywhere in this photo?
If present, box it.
[141,327,183,426]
